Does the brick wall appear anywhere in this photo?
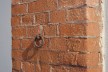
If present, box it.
[11,0,103,72]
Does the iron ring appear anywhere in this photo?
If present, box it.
[34,34,44,48]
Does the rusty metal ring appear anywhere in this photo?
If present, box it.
[34,34,44,48]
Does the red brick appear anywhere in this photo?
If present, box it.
[21,39,33,49]
[12,39,21,49]
[49,38,67,51]
[86,23,101,36]
[51,66,69,72]
[77,53,99,66]
[28,51,58,64]
[39,51,59,64]
[66,38,85,52]
[60,23,101,36]
[12,50,23,60]
[22,62,35,72]
[12,4,26,15]
[58,0,100,9]
[59,52,78,65]
[66,38,100,52]
[23,39,49,62]
[59,24,86,36]
[26,26,39,37]
[11,16,20,26]
[35,12,49,24]
[86,8,102,22]
[30,51,40,62]
[28,1,46,13]
[58,0,85,9]
[12,26,26,38]
[46,0,57,11]
[22,0,36,2]
[44,25,57,36]
[59,24,71,36]
[35,63,41,72]
[12,0,21,5]
[69,67,87,72]
[50,10,66,23]
[67,8,86,22]
[86,0,101,6]
[22,48,40,62]
[12,0,102,71]
[85,38,100,52]
[22,14,34,25]
[12,60,21,71]
[67,8,101,22]
[28,0,57,13]
[87,65,102,72]
[41,64,50,72]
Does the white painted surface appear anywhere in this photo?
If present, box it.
[104,0,108,72]
[0,0,12,72]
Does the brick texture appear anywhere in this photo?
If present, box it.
[11,0,103,72]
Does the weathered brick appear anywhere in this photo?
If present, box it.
[49,37,67,51]
[26,26,39,37]
[86,8,102,22]
[22,62,35,72]
[22,14,34,25]
[12,26,26,38]
[35,63,41,72]
[24,50,58,64]
[50,10,66,23]
[44,24,57,36]
[67,8,86,22]
[87,65,102,72]
[22,0,37,3]
[12,60,21,71]
[59,52,78,65]
[46,0,57,11]
[58,0,85,9]
[11,16,20,26]
[12,50,23,60]
[39,51,59,64]
[22,48,40,62]
[12,39,21,49]
[85,38,100,52]
[35,12,49,24]
[21,39,33,49]
[67,7,101,22]
[12,4,27,15]
[58,0,100,9]
[59,24,86,36]
[86,0,101,6]
[12,0,102,71]
[59,24,71,36]
[28,0,57,13]
[69,67,87,72]
[41,64,51,72]
[28,1,46,13]
[86,23,101,36]
[77,53,99,66]
[51,66,69,72]
[66,38,100,52]
[59,23,101,36]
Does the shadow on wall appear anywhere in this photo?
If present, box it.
[12,41,39,72]
[22,41,39,61]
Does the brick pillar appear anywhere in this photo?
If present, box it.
[11,0,103,72]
